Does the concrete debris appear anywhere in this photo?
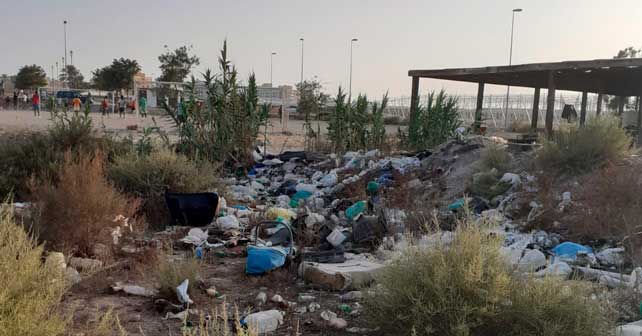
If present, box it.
[112,282,158,297]
[299,259,386,291]
[243,310,284,334]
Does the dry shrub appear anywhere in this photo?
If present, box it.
[537,116,631,175]
[364,216,613,336]
[108,149,218,229]
[154,250,201,300]
[0,204,69,335]
[565,163,642,262]
[32,151,140,257]
[182,302,258,336]
[85,306,128,336]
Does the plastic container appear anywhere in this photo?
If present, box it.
[345,200,367,220]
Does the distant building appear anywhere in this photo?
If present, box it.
[0,75,16,96]
[257,83,297,106]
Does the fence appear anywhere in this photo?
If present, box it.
[383,93,617,128]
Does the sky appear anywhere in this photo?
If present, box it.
[2,0,642,98]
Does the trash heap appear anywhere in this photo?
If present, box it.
[102,137,641,334]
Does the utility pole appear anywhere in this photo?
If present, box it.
[70,50,73,66]
[504,8,523,128]
[63,20,68,68]
[299,38,304,85]
[270,52,277,86]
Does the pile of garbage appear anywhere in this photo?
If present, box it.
[105,137,641,334]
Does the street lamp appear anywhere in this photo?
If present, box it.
[270,52,277,86]
[63,20,68,68]
[504,8,523,128]
[70,50,73,66]
[349,38,358,100]
[299,38,304,86]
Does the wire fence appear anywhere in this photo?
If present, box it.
[383,93,616,128]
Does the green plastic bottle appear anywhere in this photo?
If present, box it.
[345,200,367,220]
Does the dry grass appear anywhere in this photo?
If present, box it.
[363,214,614,336]
[537,116,631,175]
[31,151,141,258]
[0,203,69,335]
[477,144,511,174]
[154,249,201,300]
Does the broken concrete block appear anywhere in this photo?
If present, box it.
[516,249,547,273]
[300,259,386,291]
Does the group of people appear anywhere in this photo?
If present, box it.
[1,90,31,111]
[101,95,147,118]
[1,91,149,118]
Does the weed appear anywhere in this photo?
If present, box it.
[154,250,201,300]
[478,144,511,174]
[48,109,94,150]
[363,216,613,336]
[537,117,631,174]
[31,151,140,257]
[0,203,69,335]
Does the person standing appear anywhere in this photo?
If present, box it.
[72,96,82,113]
[138,95,147,118]
[12,92,18,110]
[32,91,40,117]
[19,91,28,110]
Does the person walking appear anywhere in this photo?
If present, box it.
[19,91,28,110]
[32,91,40,117]
[118,96,126,118]
[101,97,109,116]
[138,95,147,118]
[72,96,82,113]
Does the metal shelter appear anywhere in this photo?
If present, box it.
[408,58,642,136]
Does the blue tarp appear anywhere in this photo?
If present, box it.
[551,242,593,260]
[245,245,290,275]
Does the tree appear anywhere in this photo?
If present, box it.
[14,65,47,89]
[91,58,141,91]
[158,46,200,82]
[59,65,85,89]
[296,80,329,147]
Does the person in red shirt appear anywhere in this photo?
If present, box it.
[32,91,40,117]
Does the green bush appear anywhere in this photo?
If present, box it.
[0,132,61,199]
[108,149,218,229]
[537,117,631,174]
[364,219,613,336]
[0,204,69,335]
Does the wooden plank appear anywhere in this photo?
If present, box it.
[531,87,540,130]
[410,76,420,123]
[596,94,603,116]
[579,91,588,126]
[545,71,556,138]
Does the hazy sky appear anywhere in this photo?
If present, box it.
[2,0,641,97]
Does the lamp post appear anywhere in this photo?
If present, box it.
[349,38,358,100]
[70,50,73,66]
[63,20,68,68]
[299,38,304,86]
[504,8,522,128]
[270,52,277,86]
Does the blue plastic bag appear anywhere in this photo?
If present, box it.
[245,246,289,275]
[551,242,593,260]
